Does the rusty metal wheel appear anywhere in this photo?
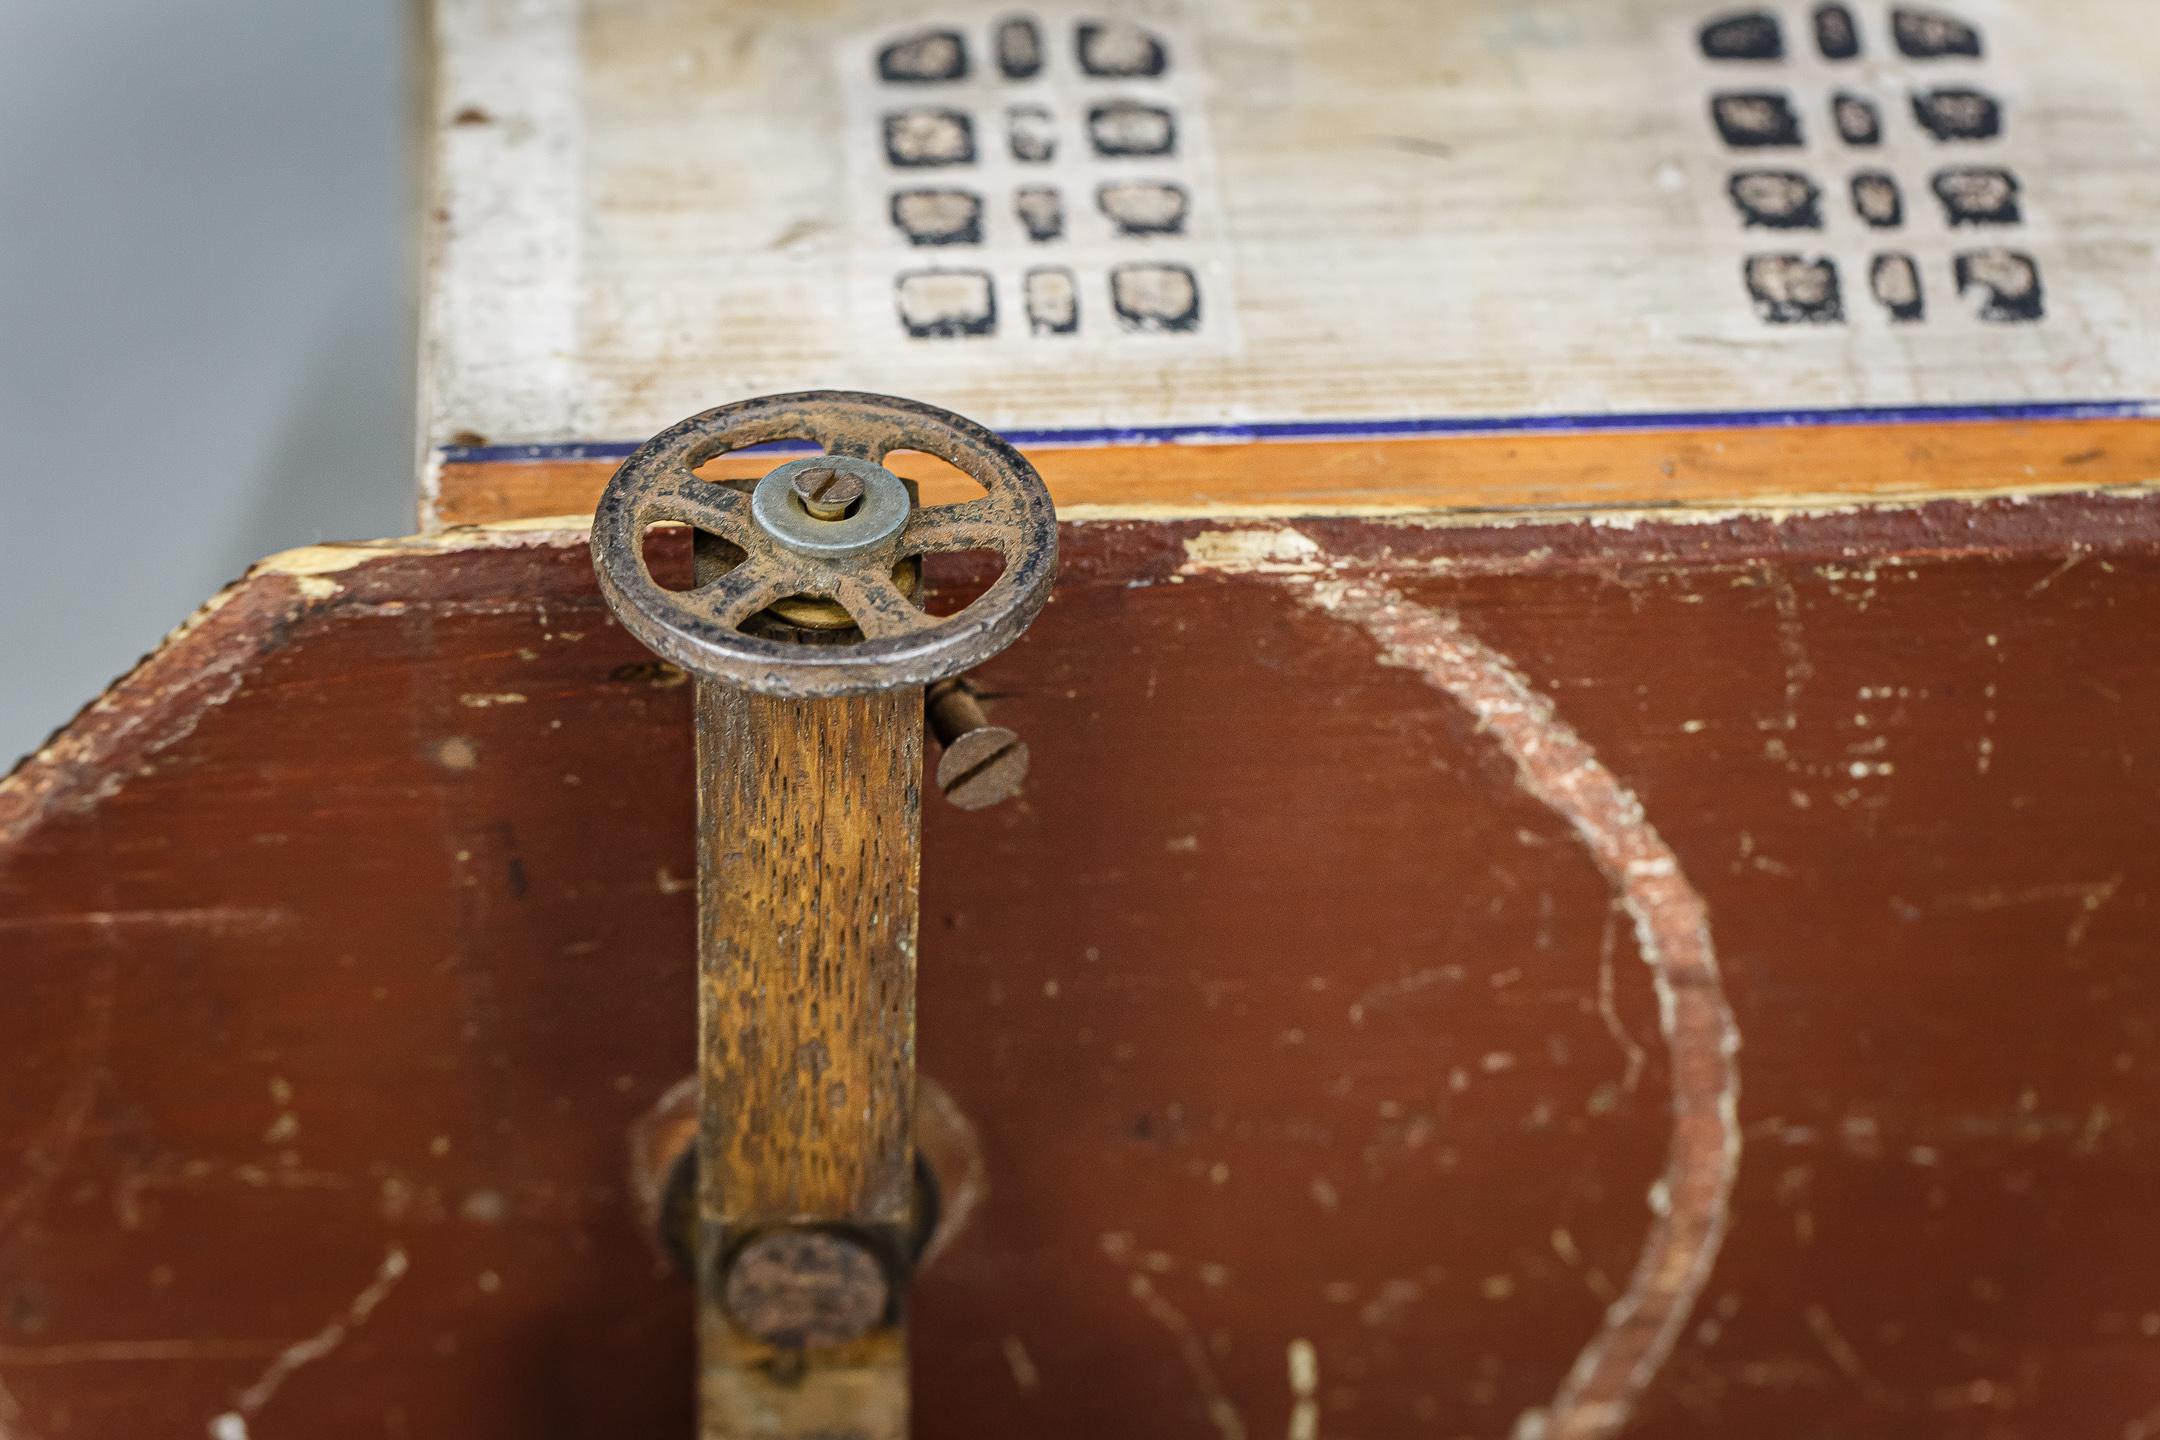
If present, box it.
[590,391,1058,697]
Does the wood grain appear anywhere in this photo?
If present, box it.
[696,683,922,1439]
[429,416,2160,528]
[695,684,922,1229]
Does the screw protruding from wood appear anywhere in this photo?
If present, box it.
[926,678,1028,810]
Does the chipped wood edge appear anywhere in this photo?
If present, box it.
[0,523,591,853]
[438,478,2160,535]
[8,479,2154,854]
[1064,475,2160,527]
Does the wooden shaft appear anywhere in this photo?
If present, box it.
[694,679,923,1440]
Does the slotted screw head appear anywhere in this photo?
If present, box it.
[936,726,1029,810]
[790,462,867,520]
[926,678,1030,809]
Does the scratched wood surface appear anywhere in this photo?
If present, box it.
[423,0,2160,524]
[697,683,920,1439]
[3,492,2157,1438]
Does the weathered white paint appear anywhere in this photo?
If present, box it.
[422,0,584,495]
[422,0,2160,460]
[1286,1337,1319,1440]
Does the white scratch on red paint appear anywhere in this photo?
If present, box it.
[205,1248,409,1440]
[1595,906,1648,1095]
[0,1371,36,1440]
[0,1339,282,1369]
[0,957,116,1249]
[0,907,289,935]
[1185,530,1742,1440]
[1126,1272,1247,1440]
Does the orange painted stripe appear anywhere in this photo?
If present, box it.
[430,416,2160,527]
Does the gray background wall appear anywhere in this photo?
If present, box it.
[0,1,413,767]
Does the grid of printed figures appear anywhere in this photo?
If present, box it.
[1702,3,2043,324]
[874,17,1204,339]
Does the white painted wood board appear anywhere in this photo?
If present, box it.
[422,0,2160,462]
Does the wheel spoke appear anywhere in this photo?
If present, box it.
[900,499,1014,557]
[682,560,793,631]
[833,572,938,639]
[645,476,758,547]
[808,423,887,462]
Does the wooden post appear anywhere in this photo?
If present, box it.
[693,680,923,1439]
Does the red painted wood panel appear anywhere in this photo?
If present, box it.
[2,493,2156,1438]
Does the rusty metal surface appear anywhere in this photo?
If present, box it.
[721,1230,893,1350]
[790,462,866,521]
[591,391,1061,1435]
[926,679,1029,811]
[590,392,1058,698]
[591,392,1062,1438]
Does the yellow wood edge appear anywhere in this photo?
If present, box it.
[426,416,2160,530]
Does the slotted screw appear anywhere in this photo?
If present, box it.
[791,463,867,520]
[925,679,1028,810]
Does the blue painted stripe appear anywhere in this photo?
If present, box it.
[437,398,2156,465]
